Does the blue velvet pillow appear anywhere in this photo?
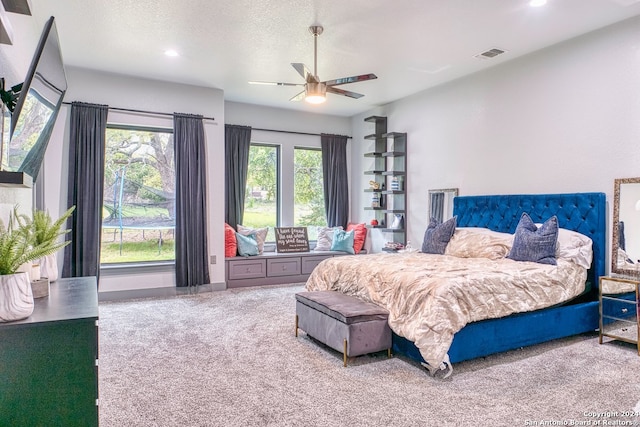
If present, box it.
[421,216,457,254]
[507,213,558,265]
[331,229,355,254]
[236,232,259,257]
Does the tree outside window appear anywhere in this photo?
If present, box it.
[294,147,326,240]
[243,144,278,242]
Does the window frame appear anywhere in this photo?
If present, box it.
[243,142,281,240]
[244,138,326,245]
[100,123,176,267]
[293,145,326,238]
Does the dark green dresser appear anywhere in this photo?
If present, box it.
[0,277,99,427]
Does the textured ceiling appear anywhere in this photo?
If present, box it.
[21,0,640,117]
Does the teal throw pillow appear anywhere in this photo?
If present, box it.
[236,232,259,257]
[331,229,355,254]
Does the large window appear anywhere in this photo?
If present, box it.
[294,147,326,240]
[100,126,175,264]
[242,143,326,243]
[243,144,279,241]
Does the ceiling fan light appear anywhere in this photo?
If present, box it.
[305,94,326,104]
[305,82,326,104]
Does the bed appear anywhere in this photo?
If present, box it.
[305,192,606,376]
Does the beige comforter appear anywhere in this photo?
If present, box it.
[305,252,587,368]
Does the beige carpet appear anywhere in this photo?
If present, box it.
[98,283,640,427]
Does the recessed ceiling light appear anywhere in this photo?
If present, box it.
[164,49,179,57]
[529,0,547,6]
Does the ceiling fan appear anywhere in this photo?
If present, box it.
[249,25,377,104]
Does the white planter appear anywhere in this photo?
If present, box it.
[0,272,35,322]
[39,253,59,282]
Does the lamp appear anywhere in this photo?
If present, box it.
[305,82,326,104]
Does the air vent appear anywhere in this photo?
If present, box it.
[474,48,507,60]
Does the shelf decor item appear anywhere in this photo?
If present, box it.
[390,176,402,191]
[391,214,404,230]
[371,192,381,208]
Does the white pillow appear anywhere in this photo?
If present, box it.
[237,225,269,254]
[314,226,343,251]
[556,228,593,269]
[534,224,593,269]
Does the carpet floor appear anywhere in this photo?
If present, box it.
[98,283,640,427]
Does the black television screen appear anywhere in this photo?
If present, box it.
[0,16,66,180]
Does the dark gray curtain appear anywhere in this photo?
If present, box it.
[321,133,349,228]
[430,192,445,223]
[174,113,210,288]
[224,125,251,228]
[62,102,108,279]
[619,221,626,251]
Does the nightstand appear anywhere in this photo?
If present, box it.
[599,276,639,355]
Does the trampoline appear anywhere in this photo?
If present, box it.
[102,165,175,257]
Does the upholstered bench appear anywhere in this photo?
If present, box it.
[295,291,392,366]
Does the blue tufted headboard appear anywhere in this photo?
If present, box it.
[452,193,606,290]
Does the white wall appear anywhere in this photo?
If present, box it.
[351,16,640,264]
[42,67,225,293]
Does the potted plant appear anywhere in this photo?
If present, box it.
[28,206,75,282]
[0,206,73,322]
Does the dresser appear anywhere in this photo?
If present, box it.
[599,276,639,355]
[0,277,99,426]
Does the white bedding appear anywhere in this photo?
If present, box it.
[305,251,587,369]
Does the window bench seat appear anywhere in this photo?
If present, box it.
[225,250,360,288]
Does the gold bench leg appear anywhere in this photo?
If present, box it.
[295,315,298,337]
[388,348,392,358]
[343,339,348,367]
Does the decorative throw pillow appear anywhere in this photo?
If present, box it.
[236,232,259,257]
[331,229,355,254]
[224,223,237,257]
[507,213,558,265]
[421,216,457,254]
[346,222,367,254]
[237,225,269,254]
[315,226,343,251]
[444,227,513,260]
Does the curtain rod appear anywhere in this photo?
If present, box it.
[63,102,216,122]
[252,127,352,139]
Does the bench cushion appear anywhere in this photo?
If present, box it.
[295,291,389,325]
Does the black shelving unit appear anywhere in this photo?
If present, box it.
[363,116,407,245]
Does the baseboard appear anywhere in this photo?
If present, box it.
[98,281,227,302]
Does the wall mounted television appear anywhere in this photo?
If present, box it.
[0,15,67,181]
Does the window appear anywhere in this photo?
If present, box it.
[243,144,279,242]
[100,125,175,264]
[241,142,326,243]
[294,147,326,240]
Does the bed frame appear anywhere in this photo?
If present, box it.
[392,192,606,364]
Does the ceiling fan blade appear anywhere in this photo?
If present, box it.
[323,73,377,87]
[249,81,304,87]
[326,86,364,99]
[289,90,306,102]
[291,63,319,83]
